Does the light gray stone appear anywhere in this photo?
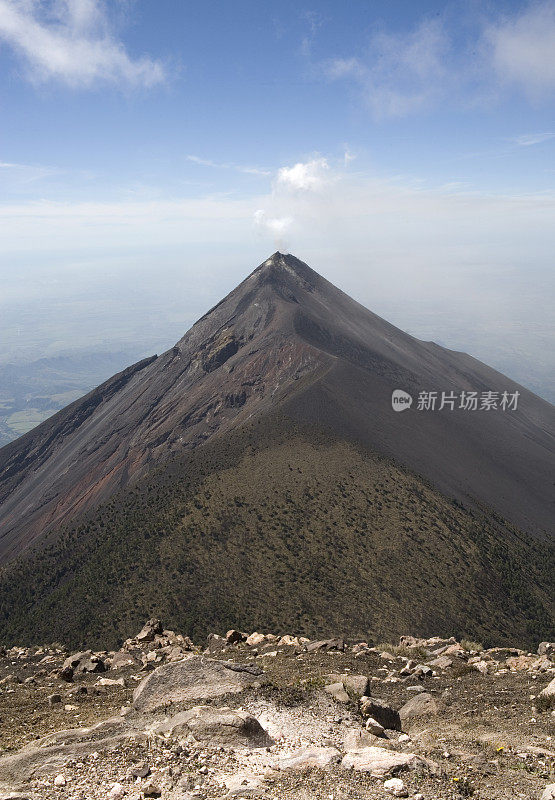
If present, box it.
[132,655,264,713]
[275,746,341,770]
[399,692,438,720]
[341,747,429,777]
[152,706,272,748]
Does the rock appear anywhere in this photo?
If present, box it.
[278,635,300,647]
[427,655,452,669]
[341,746,430,777]
[47,694,62,706]
[473,660,489,675]
[276,746,342,770]
[399,692,438,720]
[540,785,555,800]
[108,783,125,800]
[205,634,228,654]
[136,619,163,642]
[343,729,386,751]
[0,718,146,784]
[128,762,151,779]
[412,664,433,677]
[152,706,273,748]
[538,642,555,658]
[324,682,350,703]
[226,630,247,644]
[532,656,553,672]
[59,666,74,682]
[507,654,541,671]
[365,717,385,736]
[97,677,126,687]
[142,782,162,798]
[223,774,265,797]
[133,656,264,713]
[383,777,408,797]
[327,673,369,697]
[539,677,555,699]
[245,633,266,647]
[305,638,344,653]
[62,650,105,675]
[53,775,66,787]
[359,698,401,731]
[111,652,139,669]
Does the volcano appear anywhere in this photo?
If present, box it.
[0,253,553,648]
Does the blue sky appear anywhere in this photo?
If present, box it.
[0,0,554,398]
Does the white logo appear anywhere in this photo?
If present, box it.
[391,389,413,412]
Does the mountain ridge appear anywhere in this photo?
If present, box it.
[0,252,553,565]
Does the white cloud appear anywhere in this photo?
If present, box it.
[316,3,555,118]
[276,158,329,191]
[487,1,555,97]
[515,132,555,146]
[187,155,271,176]
[0,0,165,88]
[322,19,448,119]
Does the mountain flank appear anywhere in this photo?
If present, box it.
[0,253,553,648]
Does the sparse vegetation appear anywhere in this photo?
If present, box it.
[535,693,555,713]
[0,417,553,650]
[374,643,430,660]
[460,639,483,652]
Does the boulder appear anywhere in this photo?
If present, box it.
[152,706,272,748]
[324,682,350,703]
[539,677,555,699]
[359,697,401,731]
[365,717,385,736]
[205,634,228,654]
[384,777,408,797]
[111,652,139,669]
[540,785,555,800]
[245,633,266,647]
[136,619,163,642]
[341,746,429,777]
[62,651,105,675]
[132,655,264,712]
[538,643,555,657]
[327,673,369,697]
[305,638,344,653]
[343,729,387,751]
[427,655,452,669]
[0,719,145,785]
[226,630,247,644]
[275,746,341,770]
[399,692,438,720]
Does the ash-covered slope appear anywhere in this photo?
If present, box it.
[0,252,553,566]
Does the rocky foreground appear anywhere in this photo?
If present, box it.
[1,621,554,800]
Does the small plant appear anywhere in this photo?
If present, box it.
[374,642,429,660]
[535,693,555,713]
[451,660,477,678]
[460,639,483,652]
[452,776,475,796]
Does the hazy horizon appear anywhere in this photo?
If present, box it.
[1,0,554,443]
